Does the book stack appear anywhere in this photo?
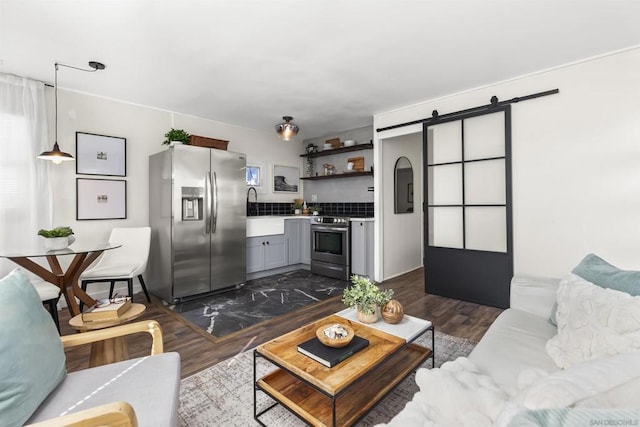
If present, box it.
[82,298,132,322]
[297,335,369,367]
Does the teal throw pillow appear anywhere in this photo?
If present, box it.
[572,253,640,296]
[0,269,66,427]
[549,254,640,326]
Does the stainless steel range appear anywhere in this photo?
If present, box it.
[310,216,350,281]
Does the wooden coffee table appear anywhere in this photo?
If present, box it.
[254,312,433,426]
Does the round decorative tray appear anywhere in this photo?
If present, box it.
[316,323,354,348]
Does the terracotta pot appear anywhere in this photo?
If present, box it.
[357,306,380,323]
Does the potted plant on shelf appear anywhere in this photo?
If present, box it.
[342,275,394,323]
[37,226,75,251]
[163,128,191,146]
[291,200,303,215]
[308,205,321,216]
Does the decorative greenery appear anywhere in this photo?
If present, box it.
[291,201,304,210]
[342,275,393,315]
[37,226,74,238]
[308,205,322,213]
[163,128,191,145]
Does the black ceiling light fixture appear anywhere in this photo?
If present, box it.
[275,116,299,141]
[38,61,106,164]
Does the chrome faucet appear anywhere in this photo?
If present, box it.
[247,187,258,215]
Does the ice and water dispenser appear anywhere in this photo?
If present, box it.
[181,187,204,221]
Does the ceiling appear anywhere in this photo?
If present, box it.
[1,1,640,140]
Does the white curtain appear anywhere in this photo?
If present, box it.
[0,73,52,276]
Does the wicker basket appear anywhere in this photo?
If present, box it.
[188,135,229,150]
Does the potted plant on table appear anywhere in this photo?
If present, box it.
[163,128,191,146]
[342,275,394,323]
[38,226,75,251]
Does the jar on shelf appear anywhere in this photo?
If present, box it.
[323,164,336,176]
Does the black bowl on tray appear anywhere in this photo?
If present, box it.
[316,323,354,348]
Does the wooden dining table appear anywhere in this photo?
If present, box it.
[0,242,121,317]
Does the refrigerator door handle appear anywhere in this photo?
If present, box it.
[205,172,212,235]
[212,171,218,233]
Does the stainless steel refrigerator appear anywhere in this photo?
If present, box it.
[148,144,246,303]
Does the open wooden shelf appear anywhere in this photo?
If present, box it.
[301,171,373,181]
[301,143,373,159]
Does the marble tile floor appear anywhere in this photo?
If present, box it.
[169,270,348,338]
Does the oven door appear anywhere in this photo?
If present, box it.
[311,225,349,265]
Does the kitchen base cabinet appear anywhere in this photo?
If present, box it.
[301,220,311,265]
[351,220,374,279]
[285,218,311,266]
[247,235,287,274]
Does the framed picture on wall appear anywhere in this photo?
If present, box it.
[76,178,127,220]
[76,132,126,176]
[273,165,299,193]
[246,164,262,187]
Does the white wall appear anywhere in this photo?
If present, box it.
[374,47,640,278]
[48,90,303,245]
[381,132,423,280]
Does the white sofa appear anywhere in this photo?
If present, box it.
[382,274,640,426]
[469,275,561,395]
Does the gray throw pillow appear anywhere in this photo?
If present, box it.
[0,269,66,427]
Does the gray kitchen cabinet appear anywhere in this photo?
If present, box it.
[285,218,311,265]
[285,220,301,265]
[301,220,311,264]
[247,235,287,273]
[351,220,374,279]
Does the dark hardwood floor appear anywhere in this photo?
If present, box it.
[58,268,503,378]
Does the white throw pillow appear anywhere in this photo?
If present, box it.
[546,274,640,369]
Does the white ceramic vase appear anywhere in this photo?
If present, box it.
[43,235,75,251]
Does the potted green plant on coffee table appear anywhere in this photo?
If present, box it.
[342,275,394,323]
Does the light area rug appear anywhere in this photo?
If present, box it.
[178,330,476,426]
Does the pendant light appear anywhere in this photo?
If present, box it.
[275,116,299,141]
[38,61,106,164]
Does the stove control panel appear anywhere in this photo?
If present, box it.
[311,216,349,225]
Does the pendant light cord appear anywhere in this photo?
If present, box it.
[52,61,105,146]
[55,62,103,73]
[54,63,58,145]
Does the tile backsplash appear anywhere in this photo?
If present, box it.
[247,202,373,217]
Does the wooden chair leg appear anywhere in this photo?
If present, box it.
[138,275,151,302]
